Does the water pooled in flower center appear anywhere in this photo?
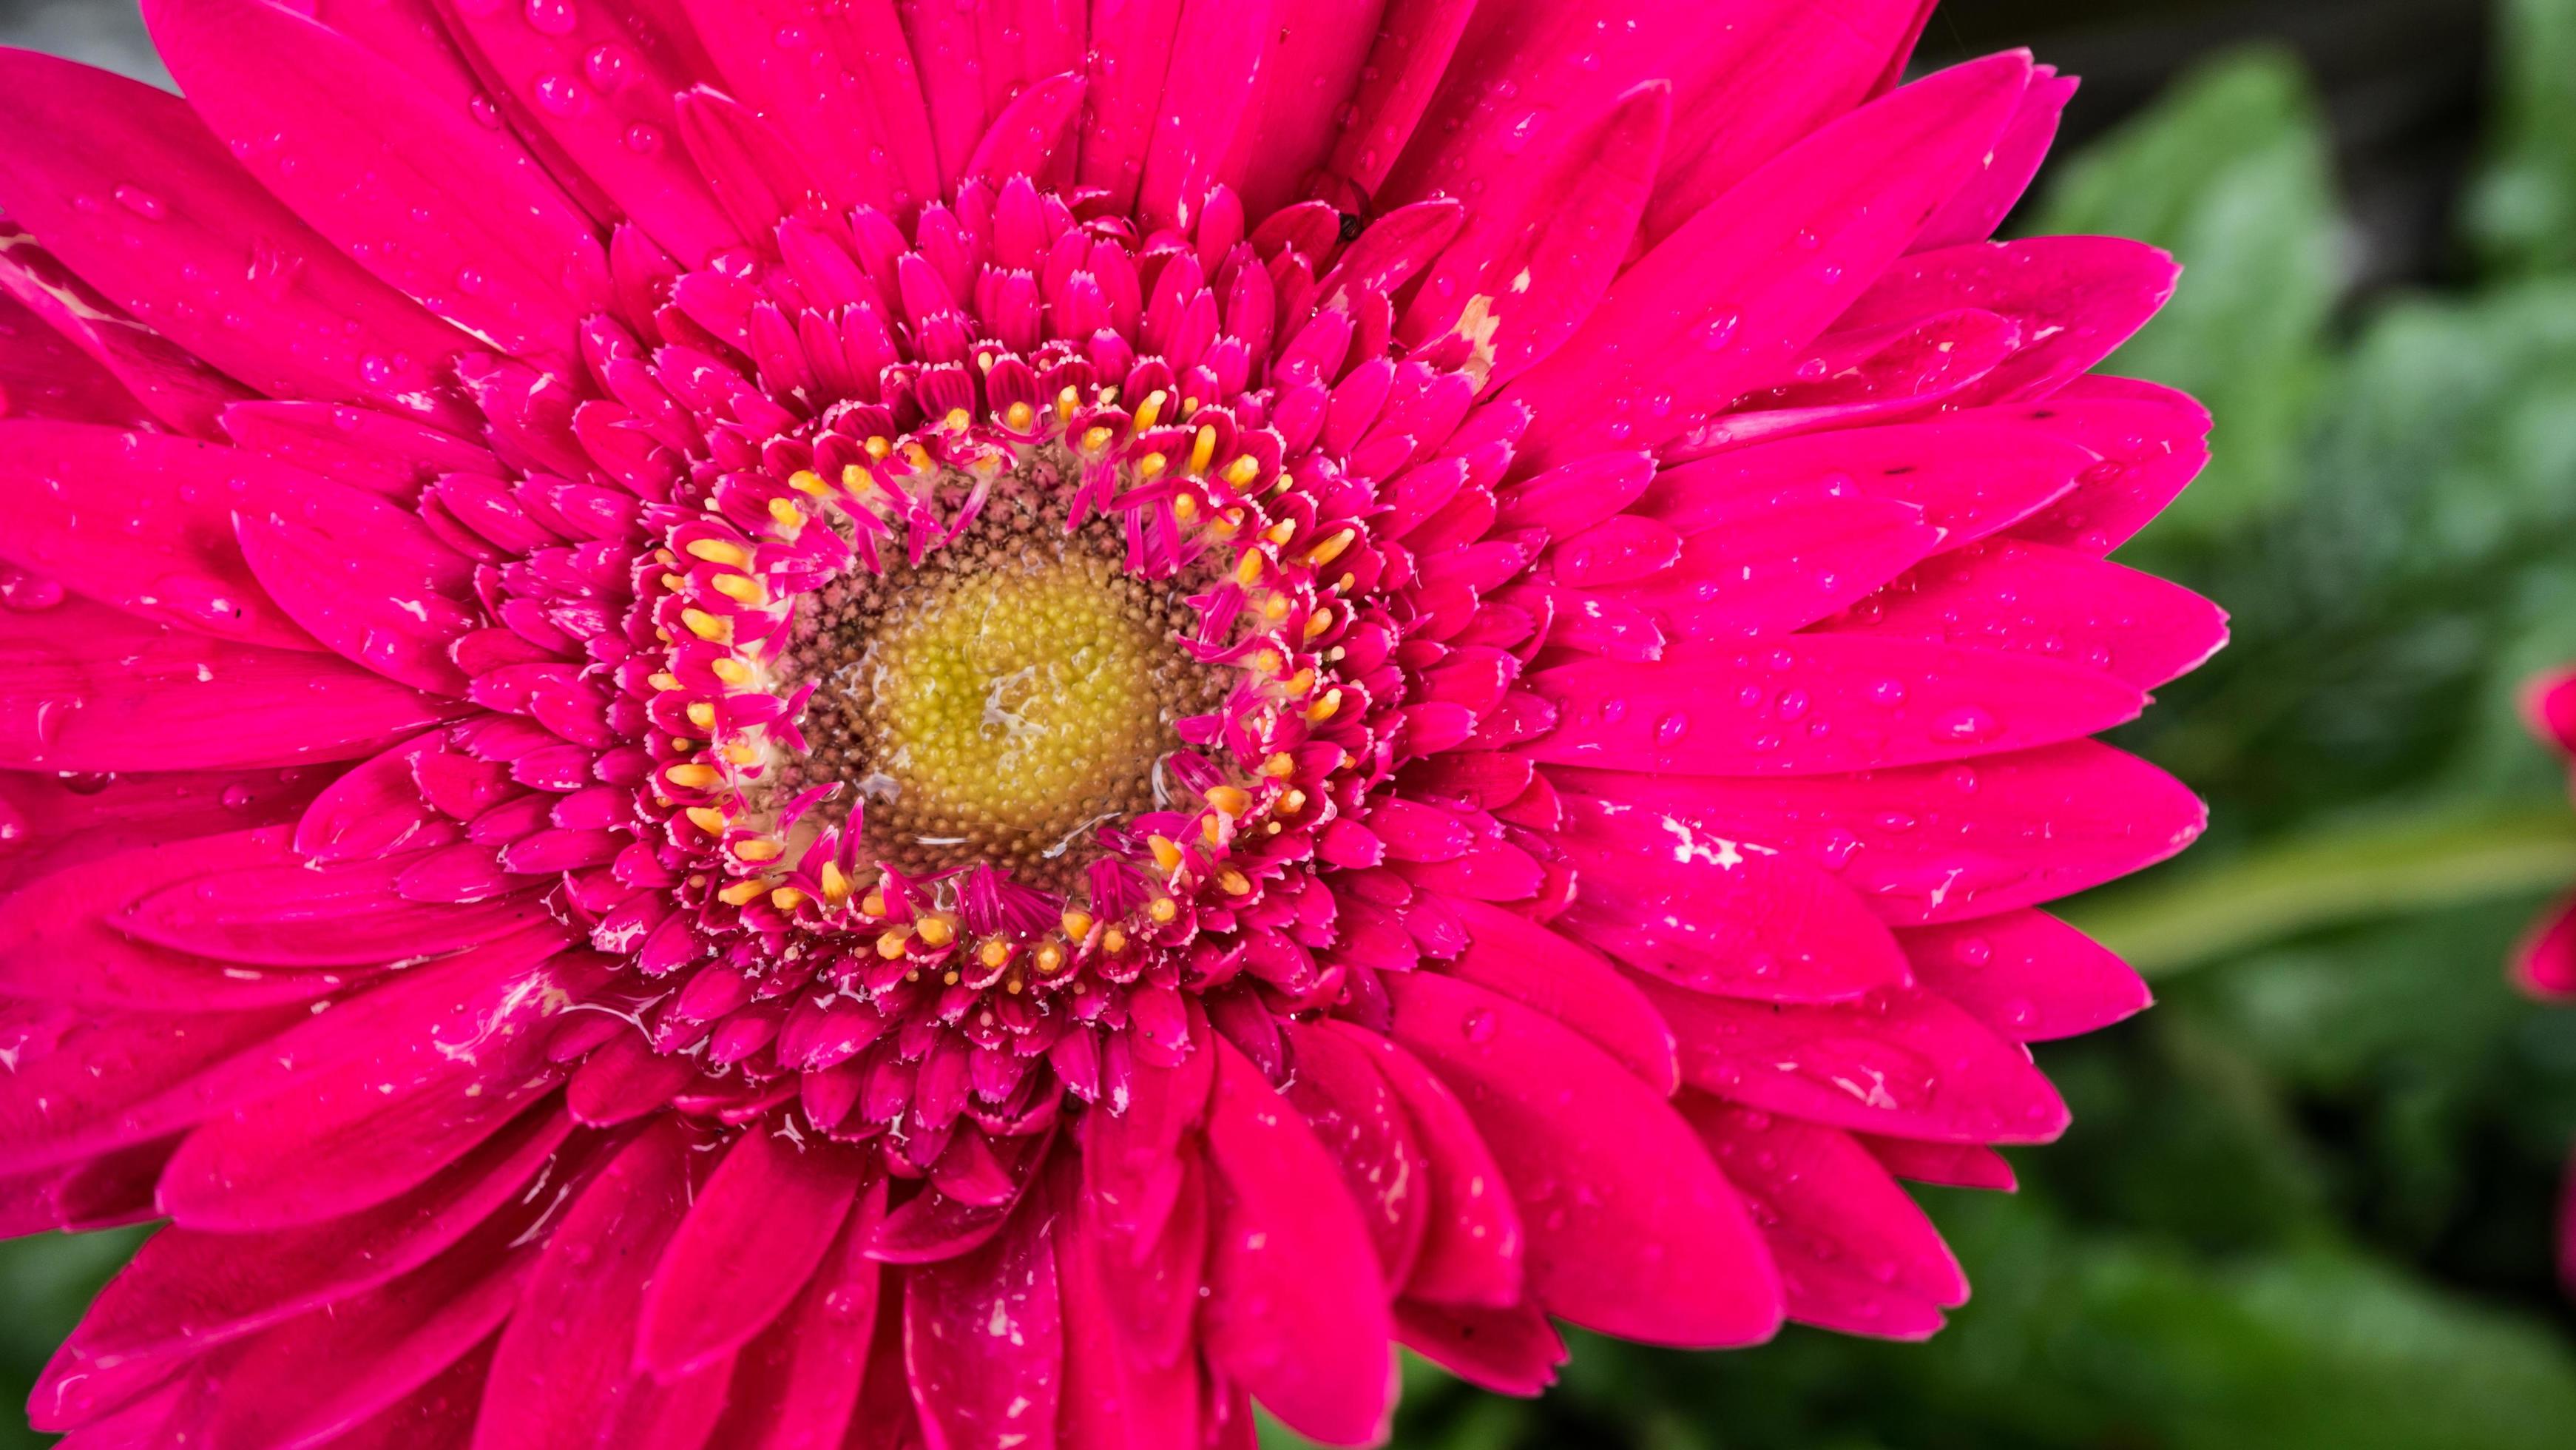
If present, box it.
[780,493,1224,888]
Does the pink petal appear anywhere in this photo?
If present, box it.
[1506,53,2032,468]
[1819,539,2229,691]
[1054,1185,1204,1449]
[1683,1097,1964,1338]
[0,226,251,438]
[704,1178,888,1450]
[905,1191,1065,1450]
[1436,894,1678,1090]
[1399,79,1668,391]
[567,1029,702,1126]
[1384,971,1782,1346]
[0,596,460,772]
[638,1127,865,1378]
[1834,238,2180,409]
[1555,740,2208,924]
[1135,0,1272,232]
[1912,67,2078,252]
[1392,1297,1566,1398]
[0,998,298,1176]
[1525,637,2145,776]
[967,72,1087,189]
[144,0,607,364]
[1859,1133,2018,1192]
[1218,0,1381,220]
[2520,897,2576,999]
[154,941,596,1229]
[1644,418,2097,552]
[437,0,740,267]
[1200,1039,1396,1446]
[1899,909,2154,1042]
[1277,1016,1430,1284]
[1639,974,2070,1144]
[1319,0,1473,203]
[220,401,504,505]
[472,1117,711,1450]
[1074,0,1184,214]
[1588,479,1939,638]
[296,735,448,864]
[1550,791,1912,1004]
[234,458,484,695]
[680,0,942,217]
[1995,377,2216,555]
[0,422,316,652]
[0,289,152,428]
[35,1105,575,1425]
[118,846,552,967]
[0,50,476,427]
[1319,1022,1524,1309]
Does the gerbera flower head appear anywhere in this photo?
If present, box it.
[0,1,2225,1443]
[2517,668,2576,1295]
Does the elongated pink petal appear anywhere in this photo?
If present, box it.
[1320,1022,1524,1308]
[35,1105,575,1426]
[0,596,459,772]
[1555,741,2208,924]
[1219,0,1382,220]
[967,72,1087,189]
[0,422,314,652]
[1278,1016,1429,1284]
[1996,377,2216,555]
[1836,238,2179,408]
[1075,0,1185,213]
[2520,898,2576,999]
[1054,1184,1204,1449]
[220,401,504,505]
[1507,53,2030,468]
[1684,1096,1964,1338]
[1385,971,1782,1346]
[682,0,942,216]
[118,847,552,968]
[155,946,598,1229]
[438,0,740,266]
[1525,637,2144,777]
[1859,1133,2018,1192]
[473,1117,708,1450]
[0,998,298,1176]
[1913,67,2078,252]
[1436,894,1677,1090]
[1899,910,2154,1042]
[638,1128,865,1378]
[1645,419,2095,551]
[704,1179,888,1450]
[0,224,251,438]
[144,0,607,364]
[1320,0,1474,203]
[0,50,477,428]
[904,1193,1065,1450]
[1135,0,1273,232]
[1586,480,1939,638]
[1640,974,2070,1144]
[234,459,483,695]
[1392,1297,1566,1398]
[0,289,152,428]
[1551,792,1911,1004]
[1200,1039,1396,1446]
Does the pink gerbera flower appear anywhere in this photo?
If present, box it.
[2517,669,2576,1296]
[0,1,2224,1444]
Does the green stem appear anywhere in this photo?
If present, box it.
[2061,804,2576,978]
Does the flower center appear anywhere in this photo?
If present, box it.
[774,491,1225,888]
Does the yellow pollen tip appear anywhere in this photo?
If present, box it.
[665,762,719,789]
[1057,385,1079,418]
[819,861,853,903]
[1234,553,1265,586]
[1305,689,1344,723]
[1263,520,1297,546]
[660,573,686,592]
[980,940,1012,968]
[683,806,730,834]
[1305,609,1334,639]
[1263,596,1290,621]
[1148,897,1179,923]
[788,469,826,498]
[1262,752,1297,778]
[717,877,771,906]
[1217,869,1251,896]
[861,892,888,917]
[768,497,805,532]
[876,931,909,960]
[721,741,759,766]
[710,658,754,685]
[842,464,872,493]
[1101,927,1127,954]
[1200,815,1223,845]
[1080,425,1115,453]
[1035,942,1068,974]
[1006,401,1035,430]
[1285,667,1316,695]
[686,701,717,729]
[1137,452,1168,480]
[916,916,955,948]
[771,886,808,910]
[1305,529,1356,567]
[1149,834,1184,873]
[1061,910,1095,939]
[733,839,783,863]
[944,407,972,431]
[1222,454,1261,487]
[711,574,763,604]
[1279,789,1308,815]
[1172,493,1198,521]
[865,436,893,459]
[1135,389,1168,431]
[649,672,682,692]
[686,539,750,567]
[1188,425,1217,475]
[1206,785,1251,816]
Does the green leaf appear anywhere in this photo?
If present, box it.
[1,1227,149,1449]
[2466,0,2576,275]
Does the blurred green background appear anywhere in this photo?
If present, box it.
[14,0,2576,1446]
